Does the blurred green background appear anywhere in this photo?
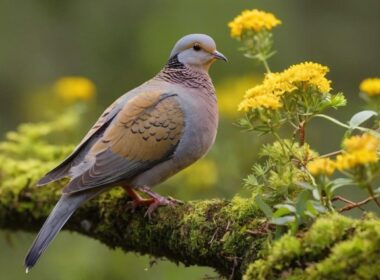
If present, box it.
[1,0,379,279]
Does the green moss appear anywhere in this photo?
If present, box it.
[0,108,80,210]
[304,215,380,280]
[302,213,353,256]
[244,214,380,280]
[306,237,376,279]
[225,195,261,222]
[244,235,301,279]
[181,200,221,255]
[182,200,216,225]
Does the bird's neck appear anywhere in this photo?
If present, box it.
[155,55,215,94]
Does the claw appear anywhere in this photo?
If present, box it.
[144,196,177,219]
[123,185,181,219]
[167,196,184,205]
[123,186,154,212]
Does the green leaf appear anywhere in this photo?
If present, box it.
[297,181,314,190]
[295,190,311,216]
[273,207,292,218]
[255,195,273,218]
[309,201,327,213]
[252,163,268,177]
[274,204,296,213]
[253,125,272,133]
[306,201,319,217]
[312,189,320,200]
[271,215,295,225]
[330,92,347,108]
[243,174,263,189]
[349,110,377,128]
[330,178,355,192]
[319,92,347,111]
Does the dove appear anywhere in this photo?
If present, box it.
[24,34,227,272]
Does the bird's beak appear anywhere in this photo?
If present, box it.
[212,50,228,62]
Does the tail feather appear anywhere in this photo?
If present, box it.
[24,189,102,271]
[36,161,74,186]
[36,171,68,186]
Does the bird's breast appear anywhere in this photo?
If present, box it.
[173,89,218,164]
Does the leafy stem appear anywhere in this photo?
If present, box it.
[271,129,292,154]
[260,56,272,74]
[313,114,369,132]
[318,150,342,159]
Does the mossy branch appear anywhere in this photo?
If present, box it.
[1,183,380,279]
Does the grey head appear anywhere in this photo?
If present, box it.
[169,34,227,71]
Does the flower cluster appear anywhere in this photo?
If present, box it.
[231,7,380,230]
[239,91,282,111]
[54,76,96,103]
[307,158,336,176]
[228,9,281,39]
[238,62,332,111]
[360,78,380,96]
[307,133,379,175]
[282,62,331,93]
[336,133,379,170]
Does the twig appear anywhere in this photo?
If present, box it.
[338,196,376,213]
[366,185,380,208]
[318,150,342,159]
[299,121,306,146]
[229,257,238,280]
[246,222,272,236]
[246,229,268,237]
[209,228,219,245]
[225,220,231,231]
[333,196,358,205]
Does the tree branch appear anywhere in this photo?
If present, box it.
[0,183,265,279]
[1,182,380,279]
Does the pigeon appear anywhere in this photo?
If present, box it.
[25,33,227,272]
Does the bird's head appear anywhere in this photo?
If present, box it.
[169,34,227,71]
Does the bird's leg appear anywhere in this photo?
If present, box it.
[123,186,155,213]
[138,186,183,219]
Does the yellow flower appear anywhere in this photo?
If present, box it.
[335,133,379,170]
[280,62,331,93]
[238,92,282,111]
[307,158,336,176]
[54,76,96,103]
[238,62,332,111]
[228,9,281,39]
[344,133,379,152]
[359,78,380,96]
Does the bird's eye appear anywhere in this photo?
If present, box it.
[193,44,201,51]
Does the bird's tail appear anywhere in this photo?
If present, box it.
[24,188,102,272]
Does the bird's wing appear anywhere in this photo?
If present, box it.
[37,98,124,186]
[76,99,122,148]
[63,90,185,194]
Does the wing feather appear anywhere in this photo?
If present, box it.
[36,98,123,186]
[63,91,185,194]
